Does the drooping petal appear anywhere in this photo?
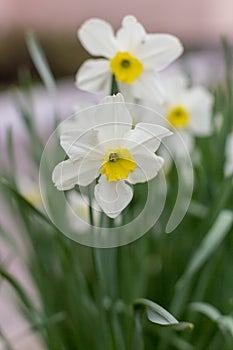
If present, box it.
[52,159,79,190]
[94,93,133,145]
[123,122,172,154]
[127,150,164,184]
[75,59,111,94]
[116,15,146,53]
[138,34,183,71]
[183,87,213,136]
[78,18,118,58]
[94,176,133,218]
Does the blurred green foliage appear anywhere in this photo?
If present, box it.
[0,35,233,350]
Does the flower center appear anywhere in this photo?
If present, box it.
[101,148,136,182]
[110,52,143,84]
[167,105,190,128]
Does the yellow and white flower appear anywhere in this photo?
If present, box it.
[52,94,171,218]
[76,16,183,103]
[161,73,213,156]
[225,132,233,176]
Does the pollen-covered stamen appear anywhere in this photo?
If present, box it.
[110,52,143,84]
[109,152,119,162]
[121,59,130,68]
[167,105,190,128]
[101,148,136,182]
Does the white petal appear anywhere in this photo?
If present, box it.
[118,77,164,104]
[166,130,194,158]
[123,122,172,153]
[138,34,183,71]
[78,18,118,58]
[94,176,133,218]
[132,72,166,103]
[159,72,189,104]
[116,15,146,52]
[52,159,79,191]
[94,93,132,144]
[75,59,111,94]
[60,107,96,135]
[76,155,102,186]
[184,87,213,136]
[52,154,102,190]
[60,128,102,161]
[126,103,164,125]
[127,151,164,184]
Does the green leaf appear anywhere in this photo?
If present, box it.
[190,302,233,338]
[0,226,19,253]
[171,335,194,350]
[0,177,57,230]
[0,268,36,313]
[190,302,221,321]
[0,328,14,350]
[26,32,57,96]
[177,210,233,288]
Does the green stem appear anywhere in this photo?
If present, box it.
[88,185,94,227]
[88,187,117,349]
[111,74,119,95]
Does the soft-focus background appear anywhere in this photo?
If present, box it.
[0,1,233,349]
[1,0,233,86]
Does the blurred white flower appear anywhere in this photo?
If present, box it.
[160,73,213,157]
[76,15,183,103]
[52,93,171,218]
[225,132,233,176]
[18,178,42,209]
[67,191,100,231]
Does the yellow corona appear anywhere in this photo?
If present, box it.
[110,52,143,83]
[101,148,136,181]
[167,105,190,128]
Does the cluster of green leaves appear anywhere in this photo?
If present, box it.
[0,35,233,350]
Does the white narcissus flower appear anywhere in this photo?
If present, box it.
[52,93,172,218]
[160,73,214,157]
[225,132,233,176]
[76,16,183,103]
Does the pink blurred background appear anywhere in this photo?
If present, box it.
[1,0,233,42]
[0,0,233,84]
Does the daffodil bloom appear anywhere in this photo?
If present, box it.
[160,73,213,156]
[225,132,233,176]
[52,94,172,218]
[76,16,183,103]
